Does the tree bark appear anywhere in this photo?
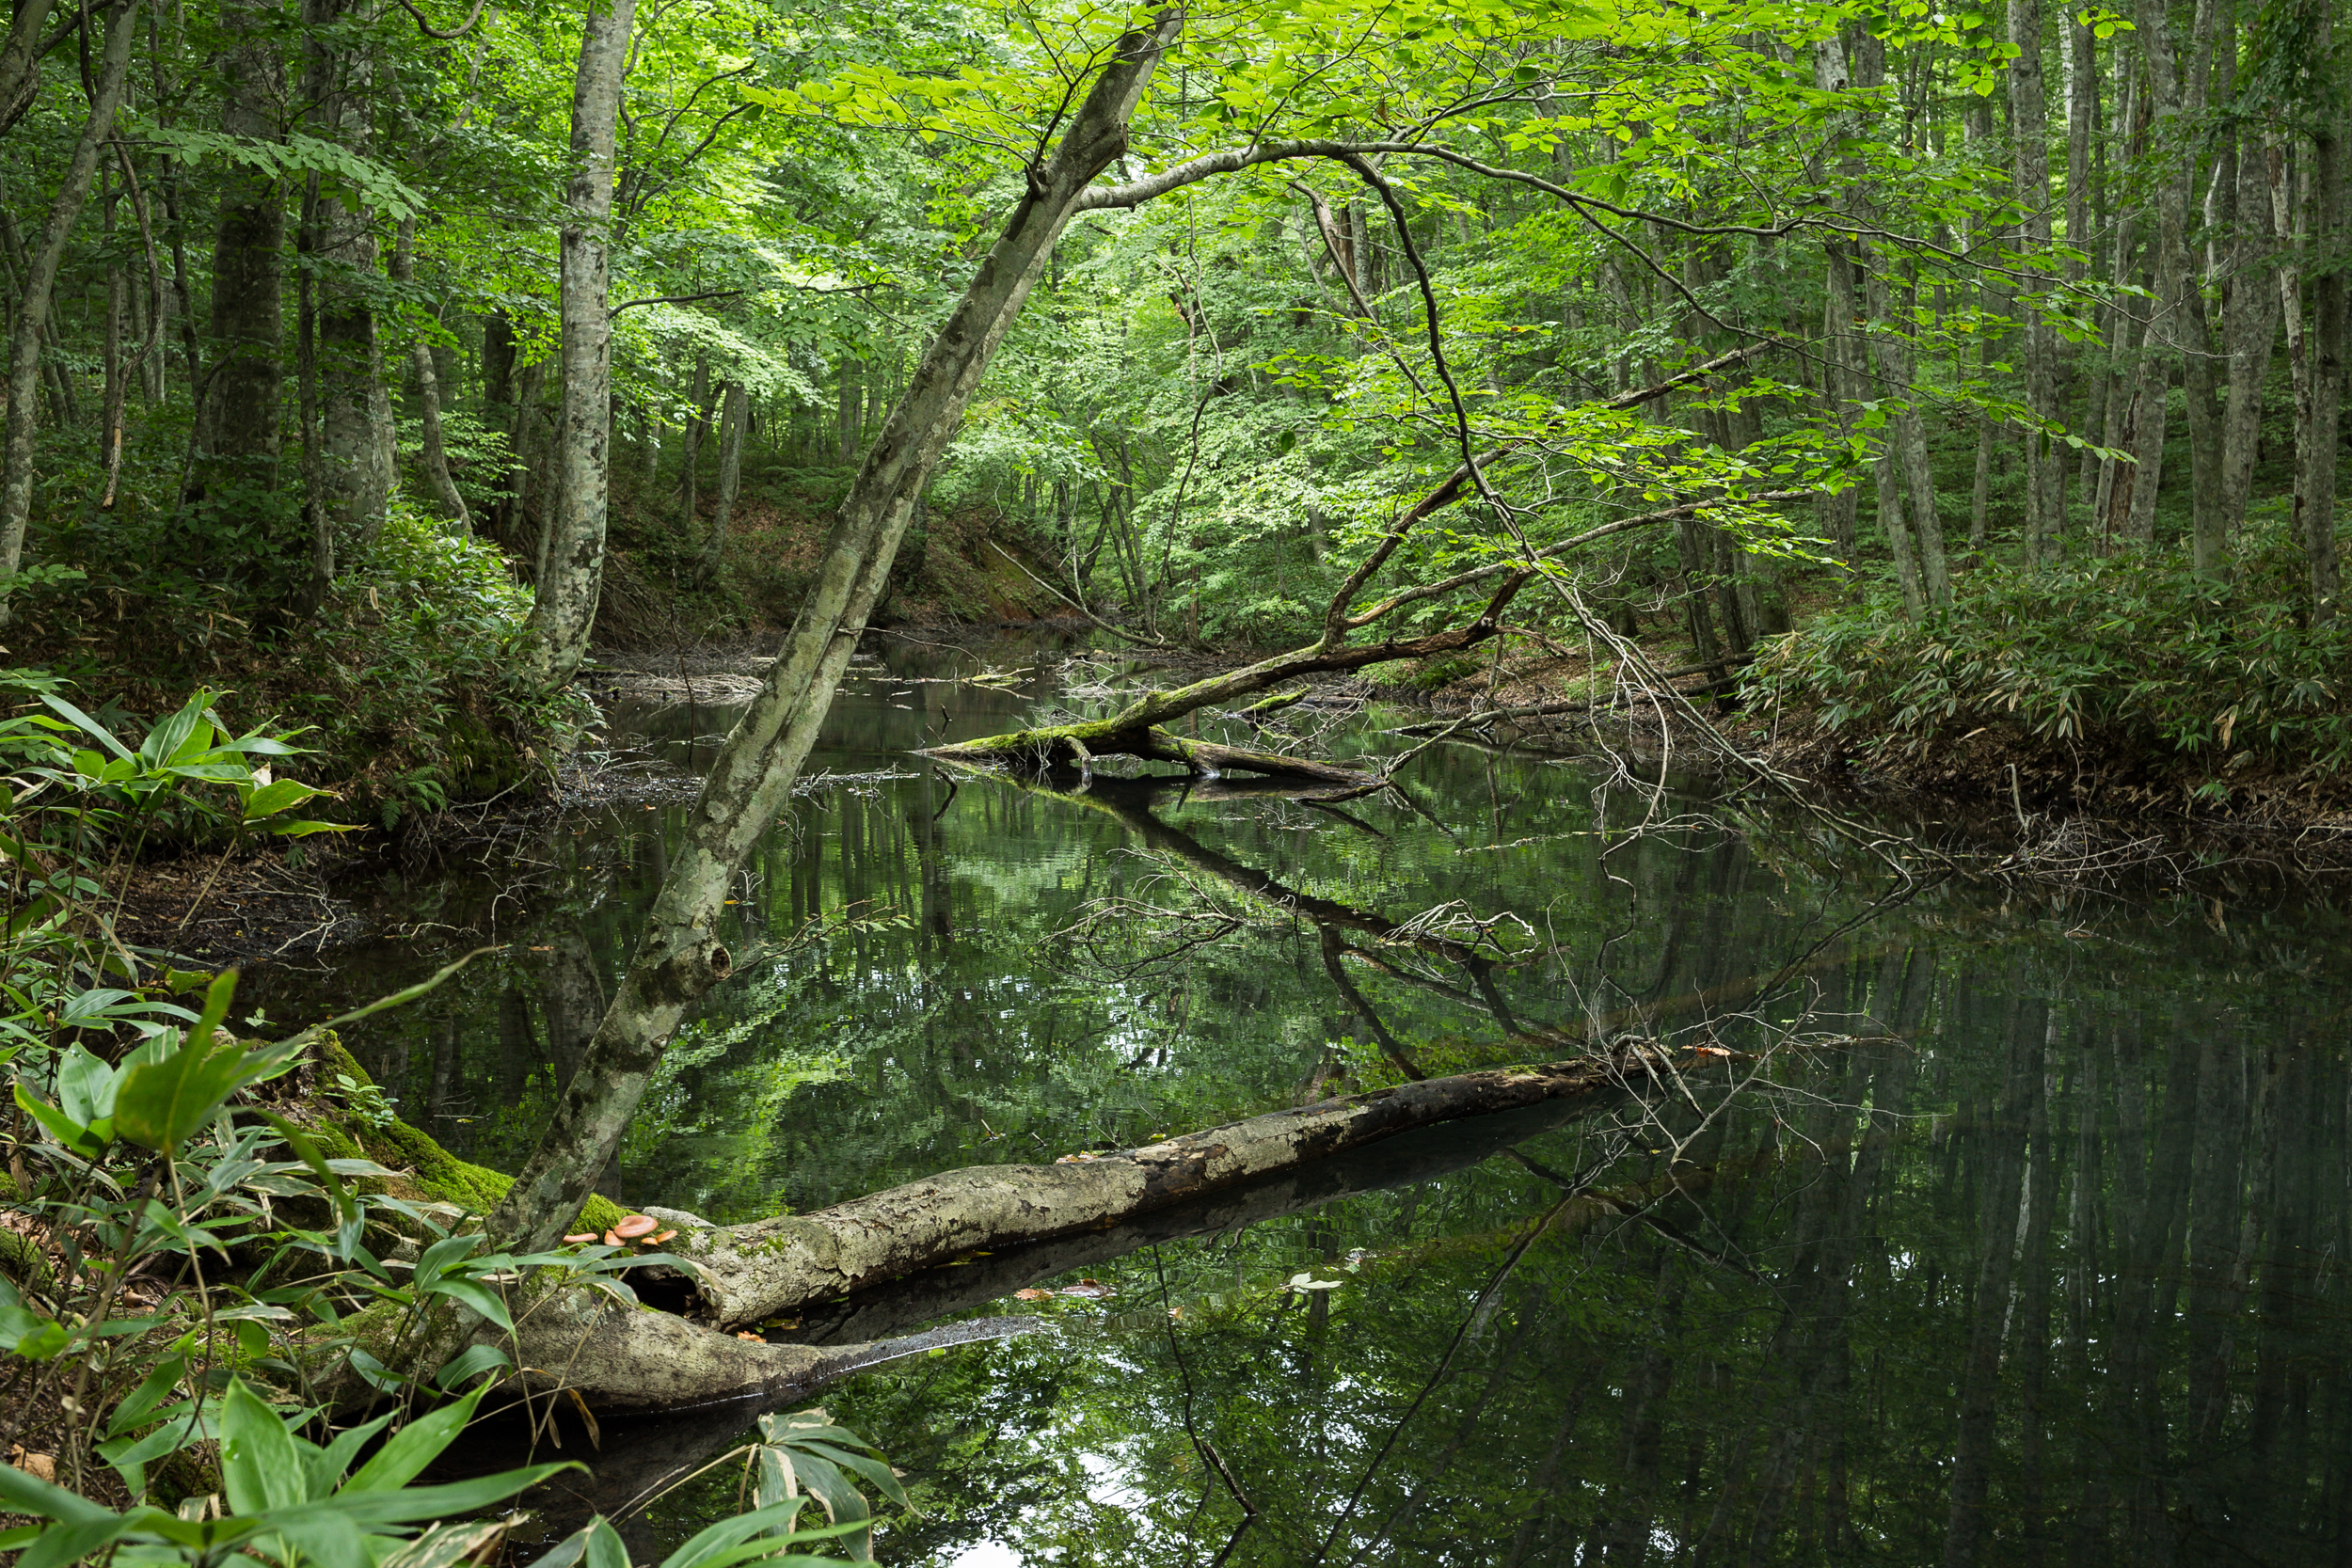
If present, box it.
[692,378,743,586]
[2299,51,2345,619]
[485,10,1190,1256]
[677,352,707,528]
[391,219,471,533]
[304,0,392,599]
[0,0,138,605]
[521,0,635,685]
[192,0,290,573]
[2009,0,2059,561]
[0,0,56,137]
[2220,75,2280,549]
[667,1047,1712,1335]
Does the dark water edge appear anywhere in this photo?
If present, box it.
[248,634,2352,1566]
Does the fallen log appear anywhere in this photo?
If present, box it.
[660,1043,1726,1331]
[311,1040,1728,1415]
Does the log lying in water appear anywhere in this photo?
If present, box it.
[331,1043,1720,1416]
[928,719,1379,784]
[665,1044,1722,1332]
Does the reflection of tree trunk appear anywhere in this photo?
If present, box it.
[542,931,606,1089]
[1318,925,1422,1081]
[427,1013,459,1123]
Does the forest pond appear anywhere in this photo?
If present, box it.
[256,636,2352,1566]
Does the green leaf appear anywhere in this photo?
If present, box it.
[40,694,132,761]
[241,777,328,822]
[343,1384,488,1495]
[421,1275,514,1333]
[112,974,242,1150]
[13,1084,110,1159]
[220,1378,308,1515]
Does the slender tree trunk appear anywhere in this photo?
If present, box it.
[2220,22,2280,549]
[485,12,1188,1253]
[391,219,471,532]
[693,379,744,587]
[521,0,636,685]
[678,352,707,526]
[0,0,138,603]
[1850,31,1950,605]
[2010,0,2059,562]
[2299,47,2345,619]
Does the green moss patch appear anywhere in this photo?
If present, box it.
[311,1036,624,1235]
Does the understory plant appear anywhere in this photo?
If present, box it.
[0,697,902,1563]
[1751,517,2352,798]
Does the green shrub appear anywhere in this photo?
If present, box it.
[1752,518,2352,790]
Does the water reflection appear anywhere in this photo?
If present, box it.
[253,635,2352,1565]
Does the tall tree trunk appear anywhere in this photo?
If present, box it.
[521,0,635,686]
[1850,30,1950,605]
[678,352,707,527]
[2220,80,2280,545]
[692,379,745,588]
[2010,0,2059,562]
[193,0,290,576]
[303,0,390,606]
[391,219,471,533]
[2300,51,2345,619]
[0,0,138,605]
[486,10,1187,1254]
[2136,0,2228,569]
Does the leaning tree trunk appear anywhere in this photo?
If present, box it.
[485,10,1191,1256]
[692,379,744,586]
[520,0,635,686]
[0,0,139,609]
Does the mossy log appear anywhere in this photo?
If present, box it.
[928,717,1377,784]
[923,603,1529,781]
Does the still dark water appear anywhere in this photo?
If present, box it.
[264,635,2352,1566]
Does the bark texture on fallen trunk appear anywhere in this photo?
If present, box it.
[931,721,1377,783]
[667,1045,1715,1329]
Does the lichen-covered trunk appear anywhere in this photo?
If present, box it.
[521,0,634,686]
[0,0,137,608]
[692,379,744,586]
[485,10,1187,1257]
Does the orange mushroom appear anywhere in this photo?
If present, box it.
[563,1233,596,1245]
[612,1213,660,1241]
